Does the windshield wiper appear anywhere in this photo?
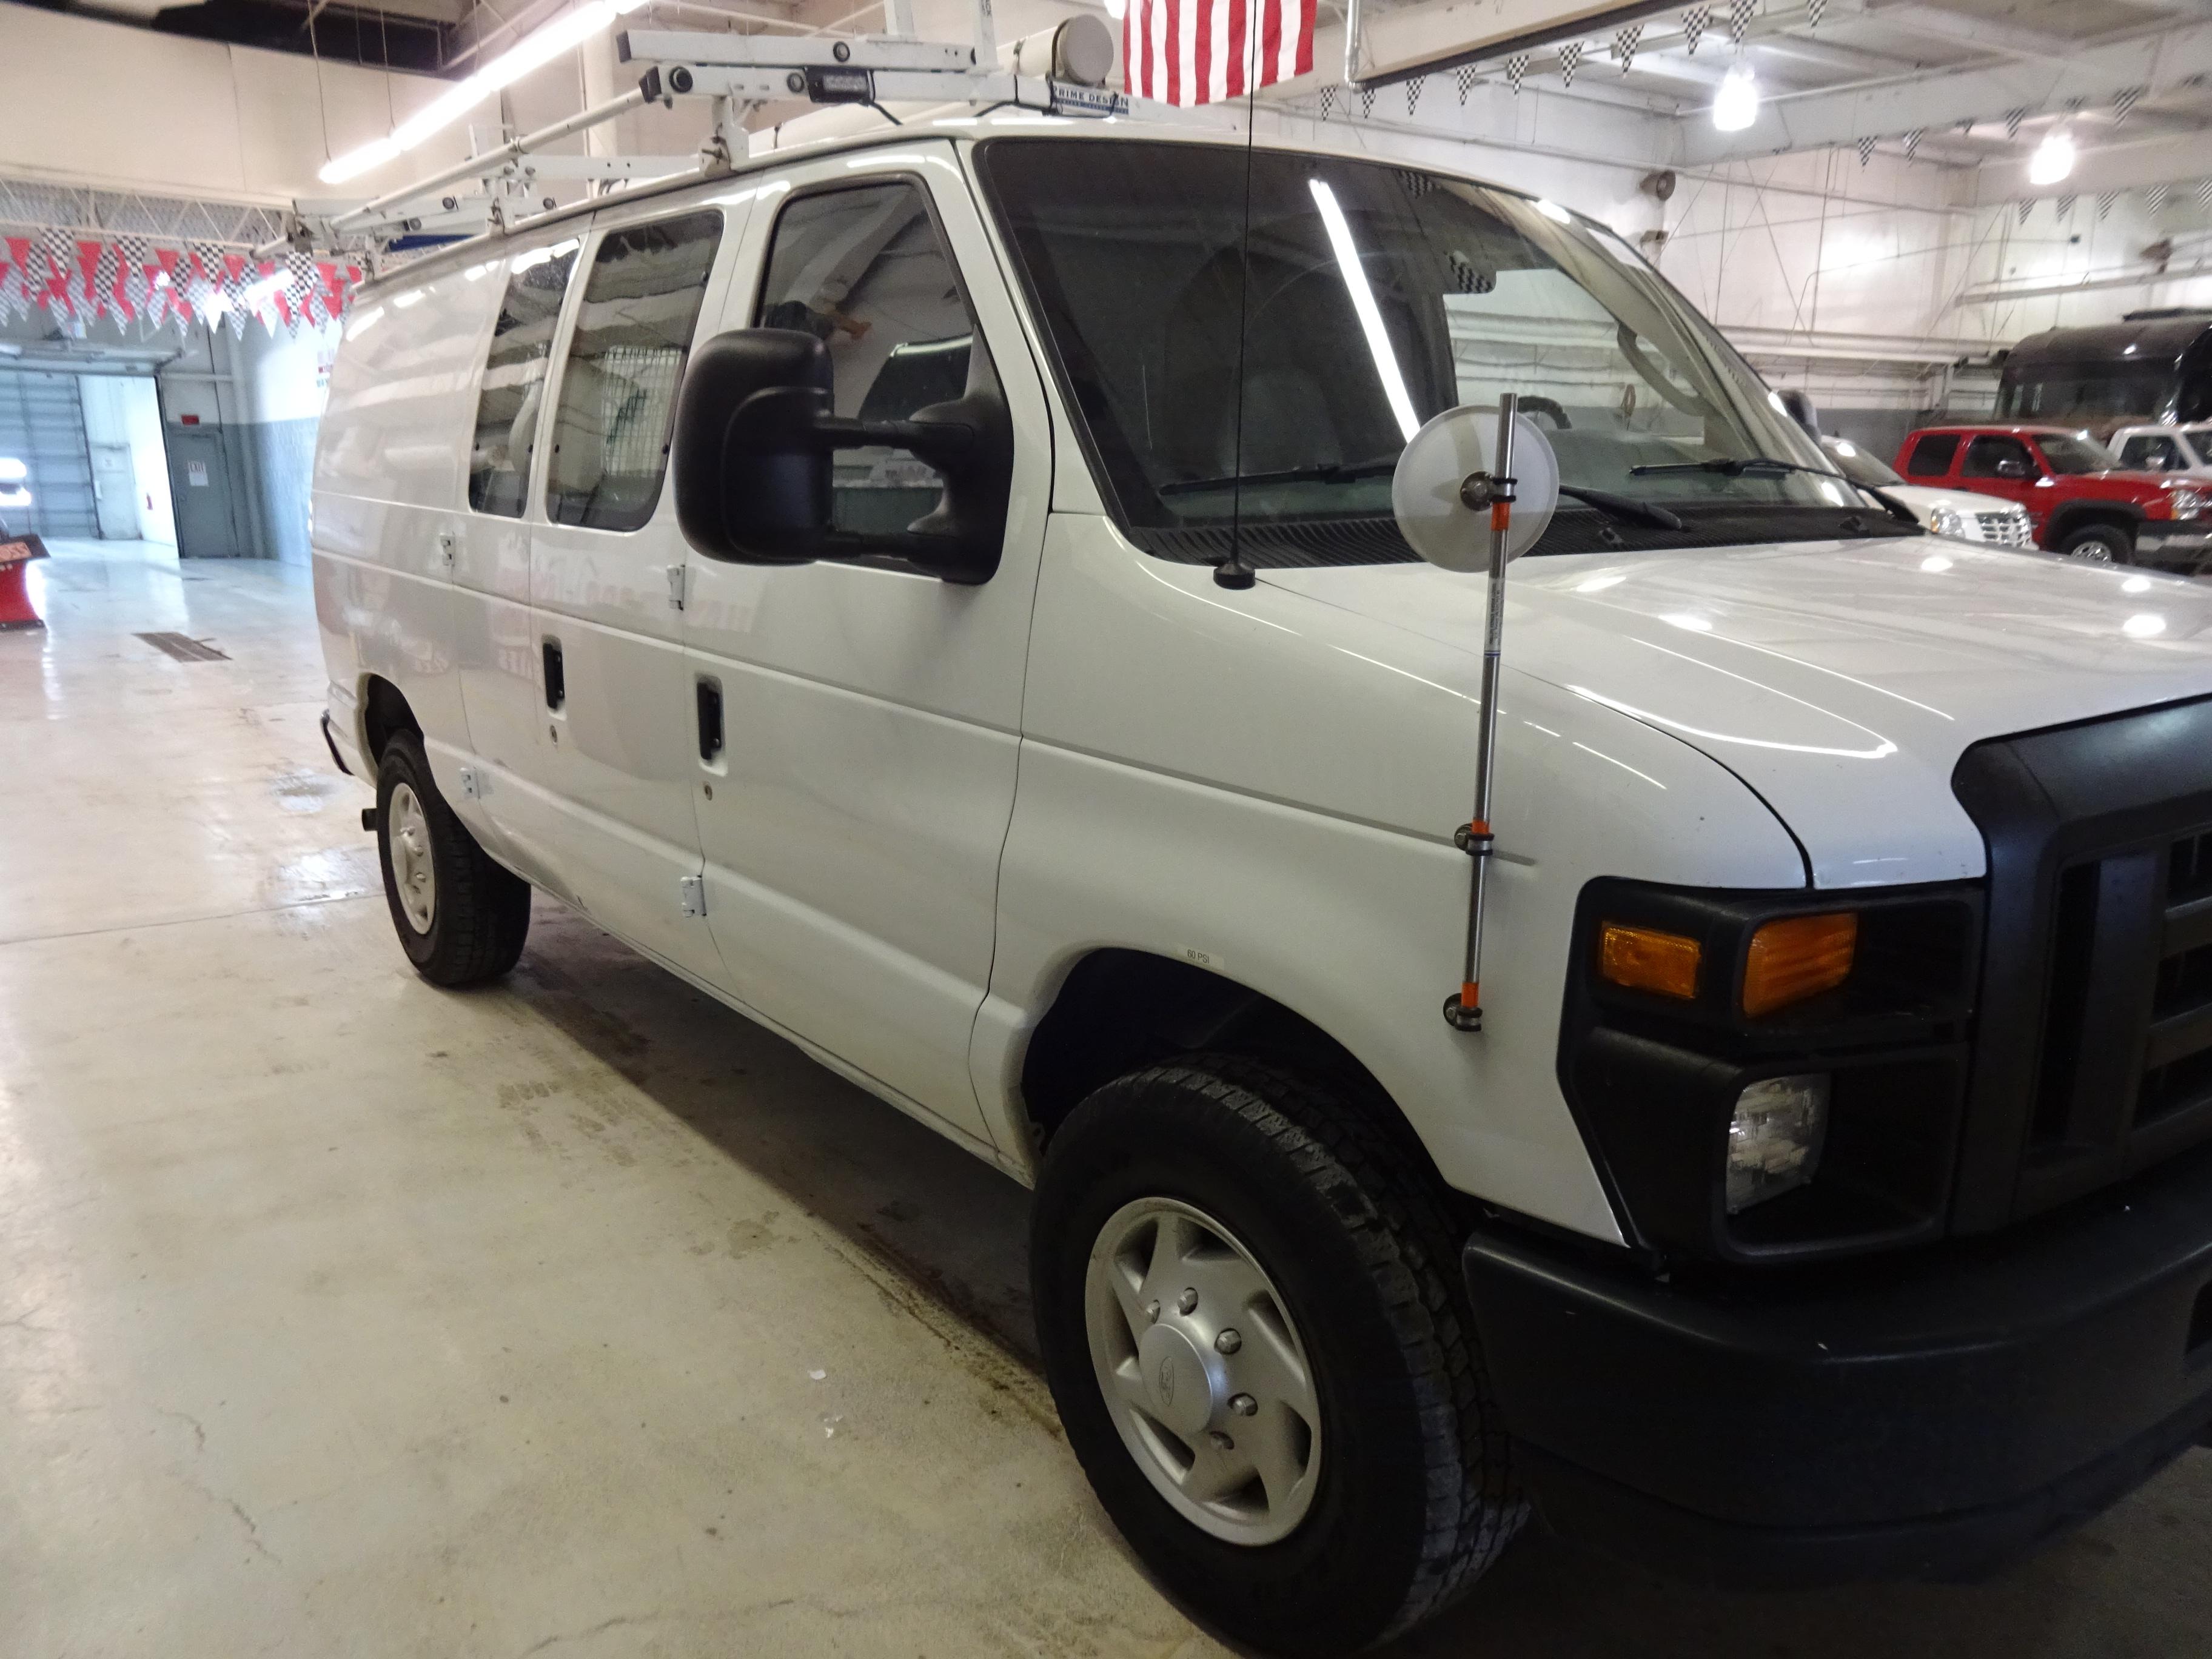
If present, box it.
[1627,455,1919,526]
[1157,455,1403,495]
[1555,484,1685,531]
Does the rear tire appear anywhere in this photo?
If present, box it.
[374,731,531,986]
[1031,1057,1523,1656]
[2057,522,2131,563]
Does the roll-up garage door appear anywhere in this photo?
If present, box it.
[0,370,98,539]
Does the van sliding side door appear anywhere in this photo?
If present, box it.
[523,198,748,984]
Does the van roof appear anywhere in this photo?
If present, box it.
[356,116,1556,298]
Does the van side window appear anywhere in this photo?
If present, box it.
[756,183,977,538]
[1962,435,2034,478]
[469,240,580,516]
[545,210,725,531]
[1905,435,1959,477]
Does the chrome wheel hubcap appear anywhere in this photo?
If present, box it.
[387,782,437,933]
[1085,1198,1321,1545]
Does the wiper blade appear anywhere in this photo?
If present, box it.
[1157,455,1403,495]
[1626,454,1920,527]
[1555,484,1685,531]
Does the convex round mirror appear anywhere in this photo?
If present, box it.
[1390,405,1560,571]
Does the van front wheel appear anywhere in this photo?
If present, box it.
[374,731,531,985]
[1031,1057,1524,1656]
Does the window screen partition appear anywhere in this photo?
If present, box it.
[545,210,724,531]
[754,183,977,538]
[468,240,580,517]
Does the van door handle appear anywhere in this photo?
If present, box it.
[542,640,565,709]
[696,678,724,763]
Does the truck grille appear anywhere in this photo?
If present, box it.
[1954,698,2212,1228]
[1975,509,2032,548]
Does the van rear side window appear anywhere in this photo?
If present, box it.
[469,240,580,516]
[545,210,724,532]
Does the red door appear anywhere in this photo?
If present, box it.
[1958,433,2046,531]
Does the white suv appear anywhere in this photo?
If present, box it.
[2113,422,2212,480]
[315,124,2212,1655]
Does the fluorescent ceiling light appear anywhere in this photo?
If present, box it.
[320,0,646,184]
[1712,65,1759,133]
[2028,129,2076,187]
[1310,178,1421,443]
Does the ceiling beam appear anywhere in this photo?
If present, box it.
[1854,1,2077,64]
[2014,130,2212,201]
[1680,19,2212,165]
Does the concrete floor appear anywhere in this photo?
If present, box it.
[1,539,2207,1659]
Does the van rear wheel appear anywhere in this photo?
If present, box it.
[1031,1056,1524,1656]
[374,731,531,985]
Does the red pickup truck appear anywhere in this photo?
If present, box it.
[1894,424,2211,568]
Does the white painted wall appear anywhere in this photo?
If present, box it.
[0,7,475,203]
[79,376,176,546]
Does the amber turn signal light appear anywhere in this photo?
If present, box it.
[1742,912,1858,1017]
[1598,923,1701,1001]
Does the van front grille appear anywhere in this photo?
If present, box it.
[1953,695,2212,1228]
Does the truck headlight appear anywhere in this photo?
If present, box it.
[1727,1073,1830,1213]
[2171,487,2207,521]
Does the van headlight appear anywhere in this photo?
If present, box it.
[1726,1074,1831,1213]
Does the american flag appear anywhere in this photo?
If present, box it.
[1124,0,1315,108]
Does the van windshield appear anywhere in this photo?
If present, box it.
[976,138,1882,565]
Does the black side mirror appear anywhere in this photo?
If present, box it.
[1777,388,1820,437]
[1994,457,2030,480]
[672,326,1014,583]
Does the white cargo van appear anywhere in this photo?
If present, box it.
[315,122,2212,1655]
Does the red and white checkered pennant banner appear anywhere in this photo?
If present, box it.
[0,232,361,338]
[1124,0,1316,107]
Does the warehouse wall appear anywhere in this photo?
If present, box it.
[152,320,332,561]
[0,7,473,203]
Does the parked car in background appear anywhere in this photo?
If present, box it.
[1821,435,2033,546]
[1895,423,2212,566]
[2111,423,2212,480]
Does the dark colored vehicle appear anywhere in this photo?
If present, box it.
[1895,423,2212,567]
[1998,310,2212,436]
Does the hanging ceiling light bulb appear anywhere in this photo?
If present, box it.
[2028,128,2077,187]
[1712,64,1760,133]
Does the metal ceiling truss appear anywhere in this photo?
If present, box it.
[0,179,286,252]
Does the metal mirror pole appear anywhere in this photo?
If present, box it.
[1446,392,1518,1033]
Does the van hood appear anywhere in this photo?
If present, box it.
[1262,535,2212,888]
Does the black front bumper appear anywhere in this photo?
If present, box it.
[1464,1142,2212,1588]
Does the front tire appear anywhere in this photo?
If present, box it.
[2057,522,2132,563]
[374,731,531,985]
[1031,1057,1523,1655]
